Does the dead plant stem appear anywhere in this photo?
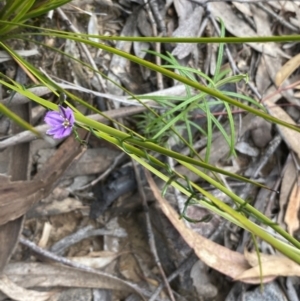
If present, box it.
[56,8,106,91]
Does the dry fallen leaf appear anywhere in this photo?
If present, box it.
[87,13,99,43]
[284,178,300,235]
[236,250,300,281]
[145,171,283,284]
[278,156,296,228]
[0,177,45,225]
[232,2,252,17]
[67,252,119,269]
[255,55,272,94]
[172,6,204,59]
[0,139,87,226]
[264,56,297,104]
[0,275,54,301]
[210,2,279,57]
[173,0,194,24]
[5,262,146,299]
[0,129,87,276]
[27,197,85,219]
[0,218,24,276]
[264,98,300,159]
[275,53,300,87]
[145,171,251,280]
[268,1,298,13]
[0,98,31,275]
[252,4,297,104]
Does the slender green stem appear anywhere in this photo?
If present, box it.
[1,20,299,43]
[14,32,300,134]
[180,161,300,249]
[93,35,300,43]
[130,153,300,263]
[76,113,268,187]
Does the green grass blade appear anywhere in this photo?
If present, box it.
[204,100,212,163]
[0,102,40,136]
[213,18,225,82]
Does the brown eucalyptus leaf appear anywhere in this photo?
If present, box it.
[0,275,54,301]
[232,2,252,16]
[264,98,300,159]
[106,8,137,104]
[27,197,84,219]
[5,262,145,298]
[278,157,296,228]
[210,2,279,57]
[0,218,24,274]
[265,55,298,104]
[0,179,45,226]
[33,129,88,185]
[172,6,204,59]
[0,129,87,276]
[0,132,87,227]
[173,0,194,24]
[236,251,300,281]
[255,55,271,95]
[252,4,273,37]
[284,178,300,235]
[268,1,298,13]
[252,1,291,99]
[0,94,31,274]
[275,53,300,87]
[145,171,251,280]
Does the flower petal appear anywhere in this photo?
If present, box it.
[44,111,64,126]
[59,106,75,125]
[45,106,74,139]
[68,109,75,125]
[46,126,63,136]
[52,126,72,139]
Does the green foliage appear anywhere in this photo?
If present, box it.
[0,3,300,265]
[137,49,252,163]
[0,0,71,35]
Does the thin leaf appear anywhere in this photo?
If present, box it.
[0,102,39,136]
[204,100,212,163]
[213,18,225,82]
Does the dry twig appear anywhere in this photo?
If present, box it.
[132,163,176,301]
[19,237,150,300]
[256,2,299,32]
[56,8,106,91]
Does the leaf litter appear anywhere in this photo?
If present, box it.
[1,0,300,300]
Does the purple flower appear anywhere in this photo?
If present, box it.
[44,105,75,139]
